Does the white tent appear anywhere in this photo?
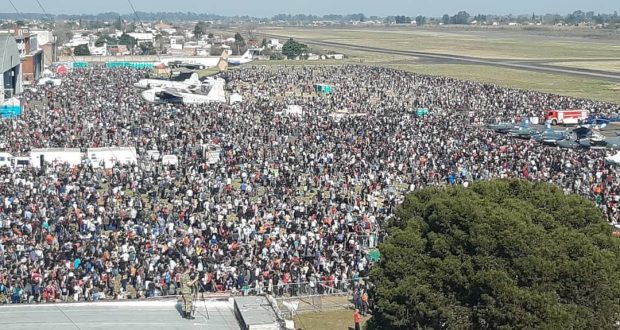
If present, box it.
[284,105,303,116]
[41,69,54,77]
[229,93,243,105]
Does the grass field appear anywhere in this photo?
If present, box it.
[294,310,370,330]
[261,27,620,60]
[548,61,620,73]
[254,26,620,104]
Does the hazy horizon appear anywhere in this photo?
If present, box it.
[8,0,620,18]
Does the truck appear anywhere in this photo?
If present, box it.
[86,147,138,169]
[544,109,589,125]
[30,148,82,168]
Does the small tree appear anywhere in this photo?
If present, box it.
[193,21,206,40]
[442,14,450,24]
[415,15,426,26]
[369,180,620,330]
[139,42,156,55]
[118,33,137,50]
[73,44,91,56]
[281,38,307,59]
[234,32,246,55]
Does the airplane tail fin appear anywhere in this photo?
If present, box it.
[206,78,227,103]
[186,73,200,84]
[218,49,231,72]
[520,118,530,128]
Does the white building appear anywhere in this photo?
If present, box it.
[127,32,155,45]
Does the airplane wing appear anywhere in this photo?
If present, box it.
[157,88,184,99]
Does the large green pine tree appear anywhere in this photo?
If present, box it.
[369,179,620,330]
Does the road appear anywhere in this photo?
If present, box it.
[260,33,620,83]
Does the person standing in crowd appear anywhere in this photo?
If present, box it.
[354,308,361,330]
[1,64,619,309]
[181,266,198,320]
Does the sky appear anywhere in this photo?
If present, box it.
[9,0,620,18]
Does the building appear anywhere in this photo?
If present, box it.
[10,28,43,83]
[0,34,22,101]
[127,32,155,45]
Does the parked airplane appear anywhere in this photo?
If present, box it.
[134,71,200,89]
[507,119,536,139]
[532,127,569,144]
[141,78,227,104]
[557,126,592,149]
[158,48,262,69]
[577,129,620,150]
[488,118,529,134]
[605,152,620,166]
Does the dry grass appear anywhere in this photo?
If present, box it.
[547,61,620,73]
[261,27,620,60]
[386,63,620,104]
[250,27,620,104]
[294,309,370,330]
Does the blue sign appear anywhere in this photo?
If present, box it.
[0,98,21,119]
[106,62,155,69]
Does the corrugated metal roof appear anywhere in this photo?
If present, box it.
[234,296,280,328]
[0,34,20,72]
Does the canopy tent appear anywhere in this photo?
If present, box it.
[229,93,243,105]
[41,69,54,77]
[72,62,89,69]
[368,249,381,262]
[55,65,68,75]
[284,105,303,116]
[313,83,333,94]
[416,108,430,117]
[0,98,22,119]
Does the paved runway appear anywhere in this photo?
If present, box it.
[0,300,241,330]
[261,33,620,83]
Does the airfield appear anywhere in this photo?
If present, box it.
[256,25,620,104]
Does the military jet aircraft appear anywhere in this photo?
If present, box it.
[488,118,528,134]
[605,152,620,167]
[507,120,537,139]
[532,127,569,145]
[557,126,592,149]
[577,128,620,150]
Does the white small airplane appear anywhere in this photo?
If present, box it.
[141,78,227,104]
[605,152,620,166]
[134,71,200,89]
[158,48,263,69]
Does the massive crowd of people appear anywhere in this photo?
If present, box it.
[0,64,619,304]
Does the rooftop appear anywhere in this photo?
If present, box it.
[1,299,241,330]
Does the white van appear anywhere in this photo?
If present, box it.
[14,157,31,168]
[0,153,13,167]
[146,150,161,161]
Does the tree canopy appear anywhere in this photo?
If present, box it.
[139,41,156,55]
[73,44,90,56]
[118,33,136,49]
[281,38,308,59]
[193,21,207,39]
[369,180,620,330]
